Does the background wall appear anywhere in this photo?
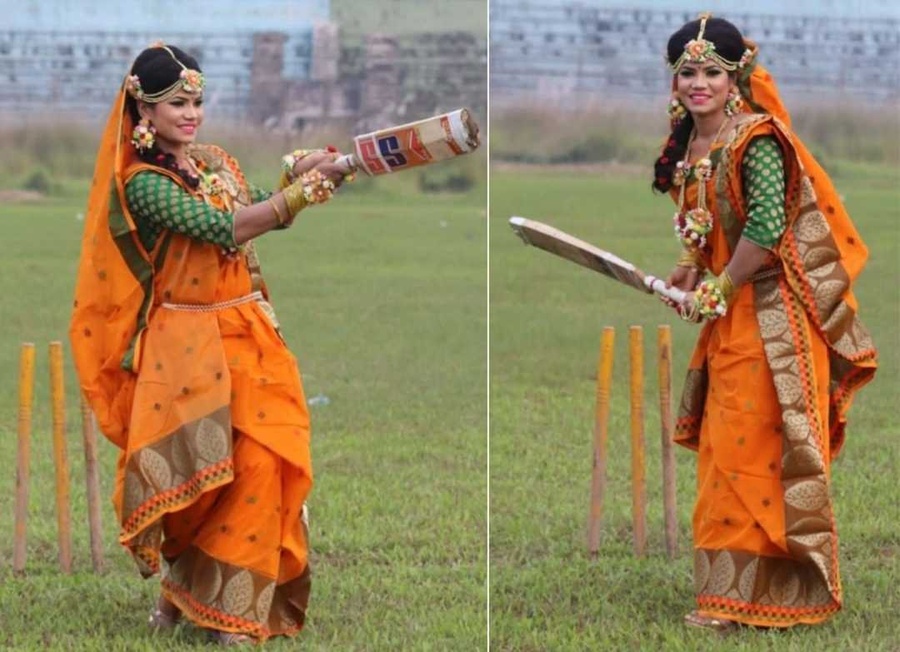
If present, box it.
[491,0,900,105]
[0,0,487,130]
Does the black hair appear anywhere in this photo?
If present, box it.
[125,45,203,189]
[652,17,745,193]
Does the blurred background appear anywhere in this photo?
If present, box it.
[0,0,487,194]
[491,0,899,167]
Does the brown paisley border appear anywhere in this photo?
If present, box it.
[756,276,840,596]
[694,548,837,625]
[162,545,311,641]
[120,406,234,571]
[674,366,707,450]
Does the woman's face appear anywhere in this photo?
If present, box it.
[139,90,204,153]
[675,62,731,119]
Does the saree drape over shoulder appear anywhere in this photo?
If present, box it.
[69,89,312,641]
[672,111,877,627]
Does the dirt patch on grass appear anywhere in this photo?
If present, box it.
[492,161,651,177]
[0,189,44,202]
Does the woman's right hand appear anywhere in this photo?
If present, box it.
[312,160,351,186]
[666,265,701,292]
[660,265,701,312]
[291,150,333,178]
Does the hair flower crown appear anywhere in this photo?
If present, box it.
[669,13,754,73]
[124,42,205,103]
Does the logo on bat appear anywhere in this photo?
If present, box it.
[357,128,433,174]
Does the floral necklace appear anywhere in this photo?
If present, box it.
[672,118,730,252]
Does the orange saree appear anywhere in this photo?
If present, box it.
[70,88,313,640]
[673,112,877,627]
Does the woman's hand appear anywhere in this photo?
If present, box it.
[661,265,702,321]
[290,150,333,178]
[666,265,701,292]
[312,160,351,186]
[291,151,351,187]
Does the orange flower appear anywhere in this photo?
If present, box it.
[180,69,205,93]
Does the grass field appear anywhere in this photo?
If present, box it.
[0,172,487,650]
[489,164,900,650]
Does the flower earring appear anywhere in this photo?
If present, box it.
[667,95,687,124]
[725,89,743,117]
[132,118,156,152]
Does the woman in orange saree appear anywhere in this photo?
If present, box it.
[654,16,877,631]
[69,44,348,645]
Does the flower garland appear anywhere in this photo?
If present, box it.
[671,119,730,254]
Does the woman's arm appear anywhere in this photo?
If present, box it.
[724,135,787,285]
[679,135,788,319]
[126,171,329,248]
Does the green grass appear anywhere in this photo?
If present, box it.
[0,176,487,650]
[488,163,900,650]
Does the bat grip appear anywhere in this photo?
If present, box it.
[644,276,688,304]
[334,154,359,175]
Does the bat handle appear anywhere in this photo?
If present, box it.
[334,154,360,175]
[644,276,688,304]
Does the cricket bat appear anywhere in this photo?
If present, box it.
[335,108,480,176]
[509,216,688,304]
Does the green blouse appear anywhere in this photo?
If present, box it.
[125,171,271,252]
[740,135,786,250]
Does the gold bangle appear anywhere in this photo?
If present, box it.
[278,170,293,190]
[267,197,286,226]
[719,268,736,303]
[281,182,308,216]
[676,249,703,269]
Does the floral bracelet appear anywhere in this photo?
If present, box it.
[280,146,354,188]
[693,280,728,319]
[691,269,735,320]
[281,169,337,216]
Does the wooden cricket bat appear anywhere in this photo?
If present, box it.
[336,108,480,176]
[509,216,687,304]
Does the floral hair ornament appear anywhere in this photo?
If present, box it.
[669,13,753,73]
[131,118,156,152]
[124,41,205,104]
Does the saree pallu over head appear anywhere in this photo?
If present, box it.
[70,87,148,448]
[671,49,877,628]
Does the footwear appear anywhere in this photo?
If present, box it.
[148,607,179,631]
[209,630,254,646]
[684,610,738,632]
[148,596,182,631]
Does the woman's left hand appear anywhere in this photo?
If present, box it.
[676,293,702,323]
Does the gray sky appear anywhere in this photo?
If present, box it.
[500,0,899,19]
[2,0,330,31]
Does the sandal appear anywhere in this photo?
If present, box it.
[148,596,182,631]
[210,630,254,646]
[684,610,738,633]
[148,608,179,631]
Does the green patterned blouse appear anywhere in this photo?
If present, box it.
[740,135,786,250]
[125,171,271,252]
